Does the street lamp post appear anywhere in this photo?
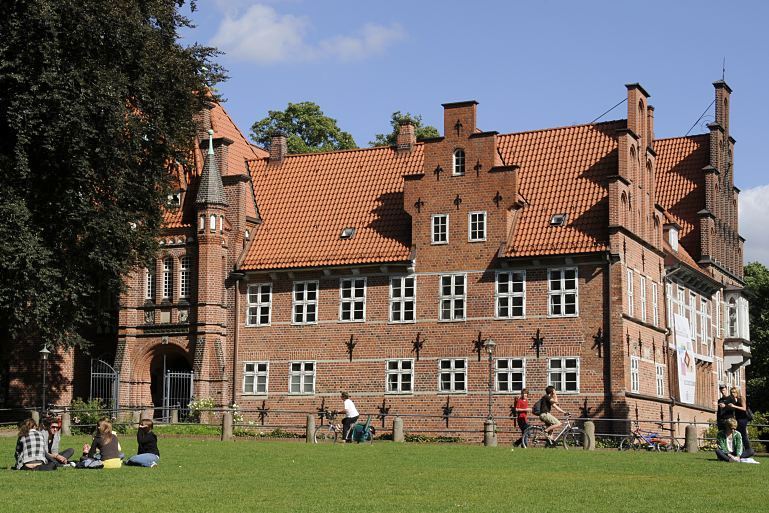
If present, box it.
[39,345,50,415]
[482,338,496,447]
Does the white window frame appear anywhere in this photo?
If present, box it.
[652,282,659,327]
[627,269,634,317]
[179,256,191,299]
[639,275,647,322]
[246,283,272,326]
[453,148,465,176]
[439,274,466,321]
[548,357,580,393]
[630,356,640,393]
[468,211,487,242]
[716,357,724,385]
[339,277,366,322]
[655,364,665,397]
[243,361,269,395]
[145,261,155,301]
[728,297,737,338]
[702,299,712,355]
[292,281,319,325]
[431,214,448,245]
[688,291,696,328]
[548,268,579,317]
[438,358,467,393]
[385,359,414,394]
[666,283,673,328]
[209,214,216,232]
[162,257,173,300]
[495,358,525,393]
[495,270,526,319]
[288,361,315,395]
[389,275,416,323]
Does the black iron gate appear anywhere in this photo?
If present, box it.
[162,370,194,421]
[90,359,119,410]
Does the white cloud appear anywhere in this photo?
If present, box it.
[210,4,405,64]
[739,184,769,266]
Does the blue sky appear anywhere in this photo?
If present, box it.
[182,0,768,264]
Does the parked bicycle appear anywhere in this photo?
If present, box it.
[619,421,682,452]
[522,413,584,449]
[313,410,375,444]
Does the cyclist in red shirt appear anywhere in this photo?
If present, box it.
[512,388,530,447]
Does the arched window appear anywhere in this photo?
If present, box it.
[219,215,225,233]
[145,260,156,301]
[180,256,191,299]
[209,214,216,232]
[453,149,465,176]
[728,297,737,338]
[162,257,173,300]
[198,215,205,232]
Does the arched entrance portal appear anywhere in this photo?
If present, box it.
[149,347,193,421]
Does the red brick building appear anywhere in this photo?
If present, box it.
[13,80,752,438]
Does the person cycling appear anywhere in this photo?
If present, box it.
[339,392,359,443]
[539,386,567,444]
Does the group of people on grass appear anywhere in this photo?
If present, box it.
[13,415,159,470]
[715,384,756,463]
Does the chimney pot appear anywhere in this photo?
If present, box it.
[269,131,288,161]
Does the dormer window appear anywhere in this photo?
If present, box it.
[669,227,679,251]
[550,213,568,226]
[340,227,356,240]
[167,191,181,208]
[453,149,465,176]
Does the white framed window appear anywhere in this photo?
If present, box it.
[289,361,315,394]
[728,297,737,337]
[627,269,634,317]
[209,214,216,232]
[453,148,465,176]
[655,364,665,397]
[243,362,268,395]
[696,296,704,346]
[438,359,466,392]
[495,358,525,393]
[390,276,415,323]
[162,257,173,300]
[145,260,155,301]
[716,357,724,385]
[548,358,579,393]
[198,215,205,232]
[439,274,466,321]
[179,256,191,299]
[630,356,640,393]
[735,367,742,386]
[431,214,448,244]
[548,268,578,317]
[701,299,711,355]
[339,277,366,322]
[688,291,696,327]
[386,359,413,394]
[495,271,525,319]
[247,283,272,326]
[666,283,673,327]
[292,281,318,324]
[468,211,486,242]
[651,282,659,327]
[715,291,721,339]
[639,276,647,322]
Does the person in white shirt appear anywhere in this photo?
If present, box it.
[340,392,359,443]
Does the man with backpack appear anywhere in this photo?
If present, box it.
[534,386,567,444]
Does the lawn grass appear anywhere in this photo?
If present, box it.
[1,435,766,512]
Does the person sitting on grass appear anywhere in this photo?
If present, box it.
[539,386,568,444]
[14,418,56,471]
[125,419,159,467]
[40,416,74,467]
[83,419,122,469]
[716,418,743,462]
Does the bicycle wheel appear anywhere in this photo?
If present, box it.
[619,436,638,451]
[562,428,585,449]
[522,426,548,448]
[313,426,338,444]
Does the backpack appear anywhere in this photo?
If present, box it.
[532,398,544,416]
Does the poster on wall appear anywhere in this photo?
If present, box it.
[674,314,696,404]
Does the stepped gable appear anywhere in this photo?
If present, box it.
[243,145,424,270]
[655,134,709,259]
[498,120,624,257]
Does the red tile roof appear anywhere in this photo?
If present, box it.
[242,146,423,270]
[498,121,623,256]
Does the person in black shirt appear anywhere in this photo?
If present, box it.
[125,419,160,467]
[716,385,733,431]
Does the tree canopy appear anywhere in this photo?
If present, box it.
[369,111,440,147]
[0,0,224,355]
[745,261,769,411]
[250,102,357,154]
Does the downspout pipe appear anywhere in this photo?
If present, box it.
[229,271,246,406]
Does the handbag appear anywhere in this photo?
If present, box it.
[746,408,754,421]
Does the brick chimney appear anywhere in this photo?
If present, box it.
[396,121,416,152]
[269,131,287,162]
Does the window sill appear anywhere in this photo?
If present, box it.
[437,391,468,395]
[438,318,466,323]
[244,323,271,328]
[468,239,487,243]
[384,391,414,396]
[388,320,417,325]
[287,392,316,396]
[493,316,526,321]
[240,394,269,398]
[291,322,319,326]
[338,319,366,323]
[547,314,579,319]
[431,241,449,246]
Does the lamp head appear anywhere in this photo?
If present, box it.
[39,346,51,361]
[483,338,496,354]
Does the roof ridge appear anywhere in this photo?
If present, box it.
[498,118,626,138]
[655,133,709,142]
[213,103,262,159]
[245,141,425,162]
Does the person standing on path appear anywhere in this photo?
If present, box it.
[340,392,359,443]
[513,388,530,447]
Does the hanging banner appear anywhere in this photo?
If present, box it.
[674,314,696,404]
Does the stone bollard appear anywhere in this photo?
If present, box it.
[221,410,234,441]
[171,409,179,424]
[393,416,404,443]
[132,409,141,426]
[306,414,315,443]
[583,421,595,450]
[483,419,497,447]
[61,411,72,436]
[29,410,40,424]
[685,424,698,453]
[143,408,154,422]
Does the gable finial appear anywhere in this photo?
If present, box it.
[208,129,214,156]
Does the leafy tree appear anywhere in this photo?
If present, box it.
[745,261,769,411]
[0,0,223,373]
[369,111,440,147]
[250,102,357,154]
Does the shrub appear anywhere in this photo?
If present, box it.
[404,433,462,443]
[188,397,215,423]
[69,398,110,434]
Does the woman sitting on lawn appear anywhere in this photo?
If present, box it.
[14,418,56,471]
[125,418,159,467]
[84,419,122,468]
[716,418,743,462]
